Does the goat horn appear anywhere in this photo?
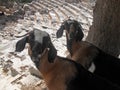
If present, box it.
[15,32,31,38]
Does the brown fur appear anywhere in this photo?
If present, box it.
[38,48,77,90]
[36,48,120,90]
[68,40,99,69]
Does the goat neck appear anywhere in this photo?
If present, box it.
[38,48,54,77]
[67,38,80,57]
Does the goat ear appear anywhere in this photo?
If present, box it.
[56,25,65,38]
[76,25,84,41]
[48,43,57,63]
[15,36,28,52]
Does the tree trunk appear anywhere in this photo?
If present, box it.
[86,0,120,57]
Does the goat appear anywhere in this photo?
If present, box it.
[56,19,120,86]
[16,30,120,90]
[15,29,57,68]
[56,19,92,69]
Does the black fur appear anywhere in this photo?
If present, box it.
[15,36,28,52]
[57,57,120,90]
[15,29,57,67]
[93,48,120,86]
[56,24,65,38]
[48,42,57,63]
[56,19,84,54]
[42,36,57,63]
[56,19,84,41]
[75,24,84,41]
[15,31,34,52]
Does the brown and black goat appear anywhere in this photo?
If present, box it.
[56,19,94,69]
[56,19,120,86]
[16,30,120,90]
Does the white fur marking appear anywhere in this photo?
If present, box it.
[88,62,96,73]
[34,29,48,43]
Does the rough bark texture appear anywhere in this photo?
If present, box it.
[86,0,120,57]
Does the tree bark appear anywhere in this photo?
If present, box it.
[86,0,120,57]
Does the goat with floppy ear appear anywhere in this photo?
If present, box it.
[35,39,120,90]
[56,19,84,41]
[15,36,29,52]
[15,29,57,68]
[56,19,120,86]
[56,19,91,68]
